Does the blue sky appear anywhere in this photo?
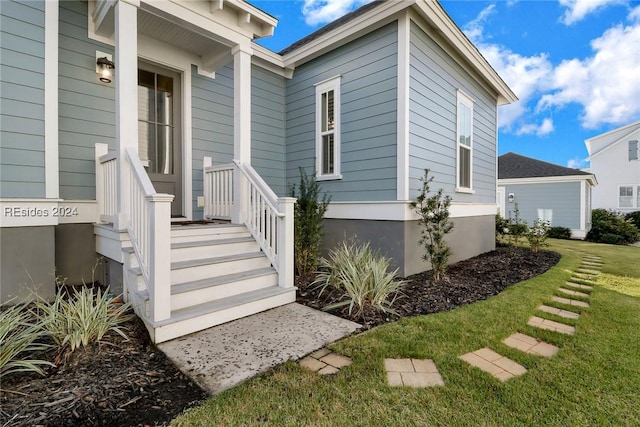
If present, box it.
[252,0,640,169]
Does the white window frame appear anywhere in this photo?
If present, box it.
[456,90,474,193]
[315,75,342,180]
[618,185,635,208]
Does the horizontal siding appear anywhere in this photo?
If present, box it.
[285,22,398,202]
[191,65,234,220]
[58,0,115,200]
[503,182,581,229]
[0,0,46,198]
[408,21,498,204]
[252,65,286,196]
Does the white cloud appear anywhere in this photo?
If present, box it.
[567,157,588,169]
[537,19,640,128]
[516,118,555,136]
[464,6,554,131]
[559,0,626,25]
[302,0,373,26]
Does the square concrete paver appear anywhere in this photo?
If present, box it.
[300,349,353,375]
[502,332,559,357]
[385,358,444,387]
[575,269,600,275]
[552,296,590,308]
[459,348,527,381]
[528,316,576,335]
[565,282,593,291]
[538,305,580,319]
[558,288,590,298]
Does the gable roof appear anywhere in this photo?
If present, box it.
[585,120,640,159]
[274,0,517,106]
[498,152,593,179]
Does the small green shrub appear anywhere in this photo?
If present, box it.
[548,226,572,239]
[495,214,509,245]
[289,168,331,276]
[313,240,406,318]
[625,211,640,231]
[527,219,550,252]
[35,287,132,357]
[587,209,639,245]
[410,169,454,281]
[0,304,53,378]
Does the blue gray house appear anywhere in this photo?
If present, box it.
[498,153,597,239]
[0,0,516,342]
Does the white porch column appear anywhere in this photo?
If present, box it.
[115,0,139,230]
[231,44,253,224]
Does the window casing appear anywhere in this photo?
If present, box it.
[456,90,473,191]
[619,185,634,208]
[315,76,341,180]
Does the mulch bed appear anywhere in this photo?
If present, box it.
[1,246,559,426]
[0,317,207,427]
[296,246,561,330]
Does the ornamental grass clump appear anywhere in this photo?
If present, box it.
[313,240,406,318]
[0,303,53,378]
[35,286,132,358]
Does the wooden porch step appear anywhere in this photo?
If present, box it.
[148,286,297,343]
[170,236,259,262]
[170,223,249,243]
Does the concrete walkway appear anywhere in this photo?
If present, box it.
[158,303,360,395]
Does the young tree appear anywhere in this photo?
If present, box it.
[410,169,454,281]
[289,168,331,276]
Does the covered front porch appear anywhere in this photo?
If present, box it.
[90,0,295,343]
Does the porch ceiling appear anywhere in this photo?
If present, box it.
[138,10,227,59]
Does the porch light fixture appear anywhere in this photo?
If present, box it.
[96,51,115,83]
[508,193,515,203]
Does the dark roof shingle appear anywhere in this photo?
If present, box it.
[498,152,592,179]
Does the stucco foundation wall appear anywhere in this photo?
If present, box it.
[0,226,55,303]
[404,214,495,276]
[322,215,495,277]
[55,223,104,287]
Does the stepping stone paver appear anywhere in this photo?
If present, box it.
[552,296,590,308]
[565,281,593,291]
[576,269,600,275]
[459,348,527,381]
[538,304,580,319]
[502,332,559,357]
[384,358,444,387]
[558,287,590,298]
[528,316,576,335]
[299,348,352,375]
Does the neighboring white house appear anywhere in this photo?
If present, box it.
[498,153,597,239]
[585,121,640,214]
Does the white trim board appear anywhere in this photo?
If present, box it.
[324,201,497,221]
[0,200,99,227]
[498,175,597,186]
[45,0,59,199]
[396,11,410,201]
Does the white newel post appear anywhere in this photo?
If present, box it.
[231,44,253,224]
[95,143,108,222]
[148,194,174,322]
[114,0,139,230]
[203,156,212,218]
[278,197,296,288]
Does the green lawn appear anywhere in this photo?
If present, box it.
[173,240,640,426]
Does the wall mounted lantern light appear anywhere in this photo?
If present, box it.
[508,193,515,203]
[96,51,115,83]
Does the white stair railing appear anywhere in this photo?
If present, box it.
[203,157,234,220]
[95,143,117,224]
[203,157,295,289]
[125,147,174,323]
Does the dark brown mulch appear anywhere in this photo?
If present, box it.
[0,317,208,427]
[296,246,561,330]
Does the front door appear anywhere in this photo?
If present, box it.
[138,62,183,217]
